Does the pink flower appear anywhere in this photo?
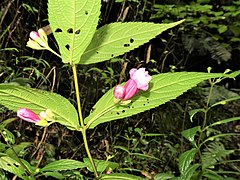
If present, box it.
[29,31,40,41]
[114,85,125,99]
[123,79,139,100]
[114,79,139,100]
[27,29,48,49]
[114,68,151,101]
[130,68,151,91]
[17,108,41,123]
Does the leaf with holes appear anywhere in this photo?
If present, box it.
[48,0,100,64]
[84,72,230,129]
[0,84,80,130]
[80,20,185,64]
[0,155,27,179]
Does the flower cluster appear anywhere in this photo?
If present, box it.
[27,29,49,50]
[17,108,55,126]
[114,68,151,102]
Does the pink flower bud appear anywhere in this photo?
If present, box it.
[129,68,151,91]
[114,85,125,99]
[123,79,139,100]
[29,31,40,41]
[17,108,41,123]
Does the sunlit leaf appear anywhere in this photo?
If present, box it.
[84,72,230,129]
[80,20,185,64]
[0,84,80,130]
[48,0,101,64]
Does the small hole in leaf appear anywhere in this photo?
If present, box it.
[55,28,62,33]
[85,11,88,15]
[111,54,114,57]
[14,163,20,167]
[96,51,99,54]
[124,44,130,47]
[67,28,73,33]
[130,38,134,43]
[147,101,149,104]
[75,29,80,34]
[128,106,130,108]
[117,112,120,115]
[143,104,145,106]
[65,44,70,50]
[147,99,149,101]
[122,110,125,113]
[132,106,134,108]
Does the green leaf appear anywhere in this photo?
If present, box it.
[202,142,234,169]
[84,72,227,129]
[0,155,27,179]
[48,0,101,64]
[178,148,197,175]
[201,133,240,146]
[0,118,17,128]
[0,84,80,130]
[209,117,240,127]
[41,159,85,172]
[5,142,31,157]
[202,170,224,180]
[80,20,185,64]
[211,95,240,107]
[154,173,175,180]
[44,171,64,179]
[0,142,7,152]
[0,128,15,145]
[181,126,200,146]
[83,158,119,173]
[179,164,200,180]
[218,25,228,34]
[188,109,205,122]
[100,173,144,180]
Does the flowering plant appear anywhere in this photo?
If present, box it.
[0,0,239,179]
[114,68,151,102]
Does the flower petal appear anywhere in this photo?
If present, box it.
[17,108,40,123]
[114,85,125,99]
[130,68,151,91]
[123,79,139,100]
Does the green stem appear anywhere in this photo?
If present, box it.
[72,64,98,178]
[72,64,84,127]
[47,47,62,58]
[82,127,99,178]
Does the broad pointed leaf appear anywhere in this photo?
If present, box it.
[0,155,27,179]
[181,126,200,146]
[41,159,85,172]
[179,164,200,180]
[48,0,100,64]
[178,148,197,175]
[84,72,226,128]
[80,20,185,64]
[0,84,80,130]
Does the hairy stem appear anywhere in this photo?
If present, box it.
[72,64,98,178]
